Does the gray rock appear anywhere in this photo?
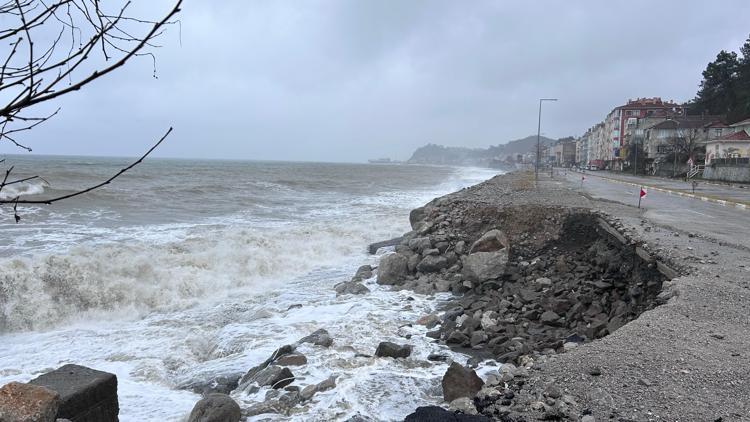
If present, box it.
[239,365,294,391]
[441,362,485,402]
[540,310,561,325]
[426,330,441,339]
[404,406,491,421]
[335,281,370,296]
[181,374,241,395]
[408,237,432,253]
[368,237,403,254]
[434,279,452,292]
[417,255,449,273]
[469,229,508,253]
[461,250,508,282]
[407,254,421,273]
[446,330,469,345]
[275,353,307,366]
[298,329,333,348]
[29,364,118,422]
[377,253,409,285]
[470,331,488,347]
[409,206,428,229]
[535,277,553,286]
[245,391,300,416]
[375,341,412,358]
[188,394,241,422]
[449,397,478,415]
[423,248,440,256]
[354,265,373,279]
[300,375,337,401]
[345,413,376,422]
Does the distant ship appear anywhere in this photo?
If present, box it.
[368,158,398,164]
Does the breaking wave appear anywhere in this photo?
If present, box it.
[0,218,392,332]
[0,181,47,200]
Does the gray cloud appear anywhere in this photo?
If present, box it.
[4,0,749,162]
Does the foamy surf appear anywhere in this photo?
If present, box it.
[0,160,501,421]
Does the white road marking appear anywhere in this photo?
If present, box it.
[682,209,714,218]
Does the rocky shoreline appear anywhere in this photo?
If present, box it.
[3,170,748,422]
[384,170,749,422]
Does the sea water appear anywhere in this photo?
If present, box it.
[0,157,499,421]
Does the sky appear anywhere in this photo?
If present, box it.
[3,0,750,162]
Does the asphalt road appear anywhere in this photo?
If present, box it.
[560,171,750,249]
[578,169,750,203]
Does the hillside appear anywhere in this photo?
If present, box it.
[407,135,556,167]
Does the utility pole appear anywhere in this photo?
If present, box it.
[633,137,638,176]
[536,98,558,181]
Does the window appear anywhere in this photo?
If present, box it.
[713,128,723,137]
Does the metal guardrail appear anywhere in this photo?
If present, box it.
[710,157,750,166]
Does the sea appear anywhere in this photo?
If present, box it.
[0,156,500,421]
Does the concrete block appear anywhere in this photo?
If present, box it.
[29,364,118,422]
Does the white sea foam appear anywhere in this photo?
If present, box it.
[0,181,47,200]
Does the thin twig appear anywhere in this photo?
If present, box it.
[0,127,172,204]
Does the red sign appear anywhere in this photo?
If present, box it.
[640,188,647,198]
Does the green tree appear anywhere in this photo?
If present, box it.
[736,35,750,120]
[693,50,740,117]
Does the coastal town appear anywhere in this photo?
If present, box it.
[536,97,750,183]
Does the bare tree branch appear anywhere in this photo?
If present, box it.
[1,126,172,205]
[0,1,182,221]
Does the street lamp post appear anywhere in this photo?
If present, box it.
[536,98,558,181]
[633,136,638,176]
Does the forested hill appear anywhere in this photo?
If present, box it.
[407,135,556,166]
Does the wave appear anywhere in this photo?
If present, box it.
[0,164,500,333]
[0,181,48,200]
[0,217,400,332]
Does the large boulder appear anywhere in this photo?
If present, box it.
[188,393,241,422]
[0,382,60,422]
[180,374,241,395]
[298,329,333,348]
[461,250,508,282]
[409,206,428,229]
[408,237,432,254]
[275,353,307,366]
[368,237,403,254]
[374,342,412,359]
[28,364,118,422]
[300,375,337,401]
[441,362,484,402]
[238,365,294,392]
[469,230,508,253]
[334,281,370,296]
[416,255,449,273]
[353,265,373,280]
[377,253,409,285]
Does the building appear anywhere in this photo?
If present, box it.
[575,131,590,168]
[641,115,725,169]
[552,137,576,166]
[704,130,750,164]
[607,98,685,170]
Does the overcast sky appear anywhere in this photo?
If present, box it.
[4,0,750,162]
